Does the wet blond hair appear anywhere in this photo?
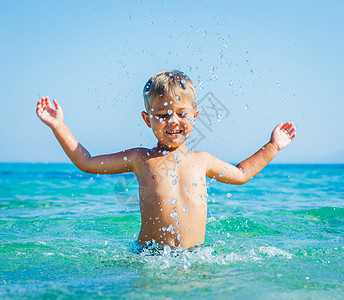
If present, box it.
[143,70,197,111]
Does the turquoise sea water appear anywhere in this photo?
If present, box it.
[1,163,343,299]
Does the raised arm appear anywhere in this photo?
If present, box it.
[206,122,296,184]
[36,96,138,174]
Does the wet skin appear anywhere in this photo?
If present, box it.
[137,95,208,247]
[36,95,296,249]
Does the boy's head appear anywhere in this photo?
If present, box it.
[142,70,199,150]
[143,70,197,111]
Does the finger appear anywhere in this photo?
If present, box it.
[37,98,44,107]
[287,125,296,134]
[45,97,54,110]
[290,133,296,140]
[36,104,44,117]
[37,99,45,113]
[36,99,42,109]
[42,97,50,111]
[288,128,296,136]
[282,122,292,131]
[53,98,60,110]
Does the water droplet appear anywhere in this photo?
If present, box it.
[164,102,168,106]
[159,118,163,122]
[162,150,169,156]
[174,151,179,160]
[276,81,280,86]
[170,212,178,220]
[123,157,127,161]
[198,80,204,90]
[101,161,104,165]
[167,109,172,115]
[183,205,189,213]
[244,105,249,110]
[211,74,218,81]
[167,224,175,233]
[227,193,232,197]
[163,245,172,255]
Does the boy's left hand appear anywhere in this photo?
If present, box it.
[270,122,296,151]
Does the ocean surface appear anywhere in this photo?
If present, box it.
[0,163,343,299]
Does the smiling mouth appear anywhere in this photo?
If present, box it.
[164,130,183,135]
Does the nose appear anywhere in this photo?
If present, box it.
[167,113,180,124]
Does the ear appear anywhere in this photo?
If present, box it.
[194,108,199,119]
[141,111,151,128]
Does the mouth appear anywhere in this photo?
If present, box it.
[164,130,183,135]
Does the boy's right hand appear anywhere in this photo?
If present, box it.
[36,96,64,129]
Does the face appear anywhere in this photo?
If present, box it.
[142,94,199,150]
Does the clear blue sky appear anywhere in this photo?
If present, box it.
[1,0,343,163]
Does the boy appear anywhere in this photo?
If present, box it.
[36,70,296,249]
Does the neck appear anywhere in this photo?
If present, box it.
[155,142,189,153]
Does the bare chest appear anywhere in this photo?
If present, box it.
[138,154,207,199]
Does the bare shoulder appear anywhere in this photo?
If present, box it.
[192,150,232,171]
[192,150,211,158]
[126,147,151,156]
[125,147,151,163]
[191,151,227,168]
[191,150,213,167]
[111,147,151,173]
[192,151,214,160]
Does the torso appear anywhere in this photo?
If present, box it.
[134,147,208,248]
